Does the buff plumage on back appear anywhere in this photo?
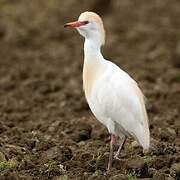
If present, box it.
[129,80,150,150]
[78,12,105,45]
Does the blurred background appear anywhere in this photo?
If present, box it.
[0,0,179,179]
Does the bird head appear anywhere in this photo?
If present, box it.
[64,12,105,46]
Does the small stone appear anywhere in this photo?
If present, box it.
[44,135,52,140]
[59,101,66,108]
[77,141,85,146]
[126,158,145,169]
[131,141,140,148]
[48,126,55,132]
[167,128,176,136]
[45,146,58,159]
[174,138,180,146]
[47,103,56,109]
[0,151,6,161]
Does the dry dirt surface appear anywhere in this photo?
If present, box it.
[0,0,180,179]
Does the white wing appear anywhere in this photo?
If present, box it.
[91,60,150,149]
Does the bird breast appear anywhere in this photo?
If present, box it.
[83,60,99,97]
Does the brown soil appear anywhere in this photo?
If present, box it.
[0,0,180,179]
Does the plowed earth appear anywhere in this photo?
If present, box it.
[0,0,179,179]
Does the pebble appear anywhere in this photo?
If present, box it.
[126,158,145,169]
[131,141,140,148]
[45,146,58,159]
[0,151,6,161]
[167,128,176,136]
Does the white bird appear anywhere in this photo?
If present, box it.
[64,11,150,170]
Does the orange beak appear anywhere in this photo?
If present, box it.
[64,21,88,28]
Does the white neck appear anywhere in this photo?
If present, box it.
[84,38,104,62]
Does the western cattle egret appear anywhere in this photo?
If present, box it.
[64,11,150,170]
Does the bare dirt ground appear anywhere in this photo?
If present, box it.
[0,0,179,179]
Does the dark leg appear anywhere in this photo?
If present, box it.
[107,134,115,170]
[114,136,126,160]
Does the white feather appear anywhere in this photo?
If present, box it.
[85,58,150,150]
[75,11,150,151]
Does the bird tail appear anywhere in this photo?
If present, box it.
[133,117,150,152]
[141,103,150,152]
[138,122,150,152]
[142,134,150,153]
[131,81,150,151]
